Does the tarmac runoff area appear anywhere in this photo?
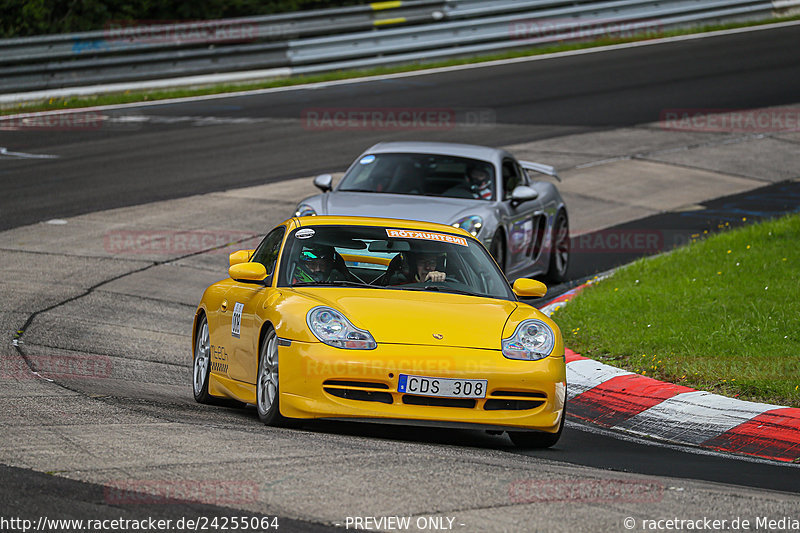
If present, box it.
[1,113,799,526]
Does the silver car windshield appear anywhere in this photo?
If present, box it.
[338,153,496,201]
[279,225,514,300]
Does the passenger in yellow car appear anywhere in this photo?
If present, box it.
[384,252,447,285]
[292,244,353,284]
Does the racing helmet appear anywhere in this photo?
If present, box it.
[299,244,335,282]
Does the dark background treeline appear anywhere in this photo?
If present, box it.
[1,0,370,38]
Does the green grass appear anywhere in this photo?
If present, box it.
[3,14,799,115]
[552,213,800,407]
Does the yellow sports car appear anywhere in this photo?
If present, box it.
[192,216,566,448]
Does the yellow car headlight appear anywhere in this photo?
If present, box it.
[307,306,376,350]
[501,319,554,361]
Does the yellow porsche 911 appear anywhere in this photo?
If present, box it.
[192,216,566,448]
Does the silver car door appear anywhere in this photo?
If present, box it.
[499,159,544,273]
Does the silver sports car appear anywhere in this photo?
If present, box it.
[294,142,569,283]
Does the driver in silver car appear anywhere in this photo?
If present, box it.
[445,164,494,200]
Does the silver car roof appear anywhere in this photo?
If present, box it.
[364,142,510,164]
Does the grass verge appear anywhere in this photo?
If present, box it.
[2,15,800,115]
[552,213,800,408]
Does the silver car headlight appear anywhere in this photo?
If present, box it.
[452,215,483,237]
[307,306,376,350]
[501,319,555,361]
[295,204,317,217]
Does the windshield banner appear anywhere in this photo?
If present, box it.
[386,229,468,247]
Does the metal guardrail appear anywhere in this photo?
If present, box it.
[0,0,447,93]
[288,0,776,74]
[288,0,769,64]
[0,0,785,94]
[0,1,446,62]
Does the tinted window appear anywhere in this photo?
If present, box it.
[338,153,495,201]
[251,226,285,276]
[502,159,522,200]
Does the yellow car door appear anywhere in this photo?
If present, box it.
[224,226,287,384]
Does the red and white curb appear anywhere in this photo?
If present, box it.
[539,284,800,463]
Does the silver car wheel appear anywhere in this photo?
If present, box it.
[257,330,279,416]
[490,230,505,272]
[193,318,210,396]
[553,212,570,277]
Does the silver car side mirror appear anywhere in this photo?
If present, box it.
[510,185,538,207]
[314,174,333,192]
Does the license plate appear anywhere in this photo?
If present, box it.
[398,374,487,399]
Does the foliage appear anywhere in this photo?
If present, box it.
[1,0,369,38]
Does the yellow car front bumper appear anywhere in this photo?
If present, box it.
[280,340,566,432]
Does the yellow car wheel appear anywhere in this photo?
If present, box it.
[192,314,212,403]
[508,401,566,449]
[256,327,288,426]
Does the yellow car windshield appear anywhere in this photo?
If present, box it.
[279,225,513,300]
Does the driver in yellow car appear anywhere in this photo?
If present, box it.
[414,252,446,282]
[385,251,446,284]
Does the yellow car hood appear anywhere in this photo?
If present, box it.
[290,288,518,350]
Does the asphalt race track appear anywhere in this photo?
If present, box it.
[2,23,800,230]
[1,22,800,533]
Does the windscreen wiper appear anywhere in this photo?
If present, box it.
[293,280,384,289]
[397,285,481,297]
[428,286,481,296]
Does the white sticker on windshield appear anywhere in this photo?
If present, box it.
[296,229,315,239]
[359,155,376,165]
[386,229,468,247]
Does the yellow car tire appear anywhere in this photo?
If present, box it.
[256,327,291,426]
[192,314,213,404]
[508,400,566,449]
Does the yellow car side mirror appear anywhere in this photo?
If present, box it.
[229,262,267,284]
[512,278,547,298]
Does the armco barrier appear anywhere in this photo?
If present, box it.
[0,0,785,94]
[287,0,775,74]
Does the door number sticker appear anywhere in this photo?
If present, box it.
[231,302,244,338]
